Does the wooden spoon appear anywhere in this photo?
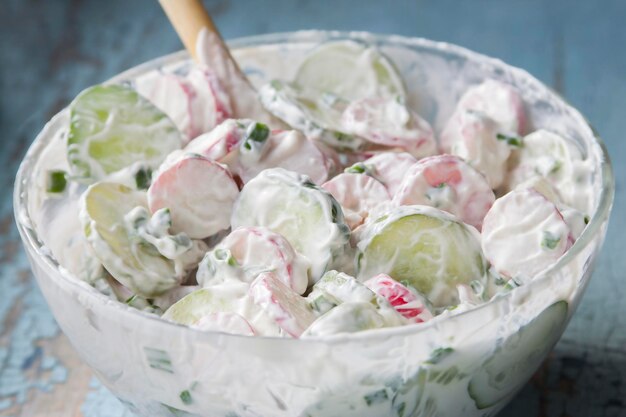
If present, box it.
[159,0,280,125]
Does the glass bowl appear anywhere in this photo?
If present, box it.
[14,31,614,417]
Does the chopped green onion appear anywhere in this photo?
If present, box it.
[584,215,590,225]
[541,231,561,250]
[242,122,270,151]
[496,133,522,147]
[503,277,523,291]
[364,389,388,406]
[302,179,318,189]
[46,170,67,193]
[550,160,563,174]
[179,390,192,405]
[135,167,152,190]
[345,163,366,174]
[144,347,174,373]
[425,347,454,365]
[344,162,373,174]
[334,131,353,142]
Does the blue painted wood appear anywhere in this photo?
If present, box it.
[1,0,624,416]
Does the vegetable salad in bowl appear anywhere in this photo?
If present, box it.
[16,31,612,417]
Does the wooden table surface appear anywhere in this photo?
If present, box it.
[1,0,625,416]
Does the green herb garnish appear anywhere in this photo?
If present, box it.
[242,122,270,151]
[46,170,67,193]
[179,390,192,405]
[425,347,454,365]
[541,231,561,250]
[345,162,368,174]
[364,389,388,406]
[144,347,174,373]
[496,133,522,147]
[135,167,152,190]
[503,277,523,291]
[334,131,353,142]
[302,178,318,189]
[550,160,563,174]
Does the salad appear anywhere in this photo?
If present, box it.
[37,39,592,339]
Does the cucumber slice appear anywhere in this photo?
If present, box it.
[311,270,377,304]
[231,168,350,283]
[302,302,386,337]
[162,285,282,337]
[468,301,568,409]
[307,271,406,326]
[80,182,181,296]
[68,84,182,182]
[356,206,487,308]
[258,80,363,150]
[162,286,245,325]
[294,40,406,101]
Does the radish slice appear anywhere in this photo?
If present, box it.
[148,153,239,239]
[361,152,418,195]
[322,173,390,230]
[440,110,514,189]
[341,97,437,159]
[197,226,310,294]
[364,274,433,323]
[237,129,330,185]
[457,79,527,135]
[249,272,316,338]
[393,154,495,230]
[481,188,572,280]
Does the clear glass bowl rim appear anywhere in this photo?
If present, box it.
[13,30,615,345]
